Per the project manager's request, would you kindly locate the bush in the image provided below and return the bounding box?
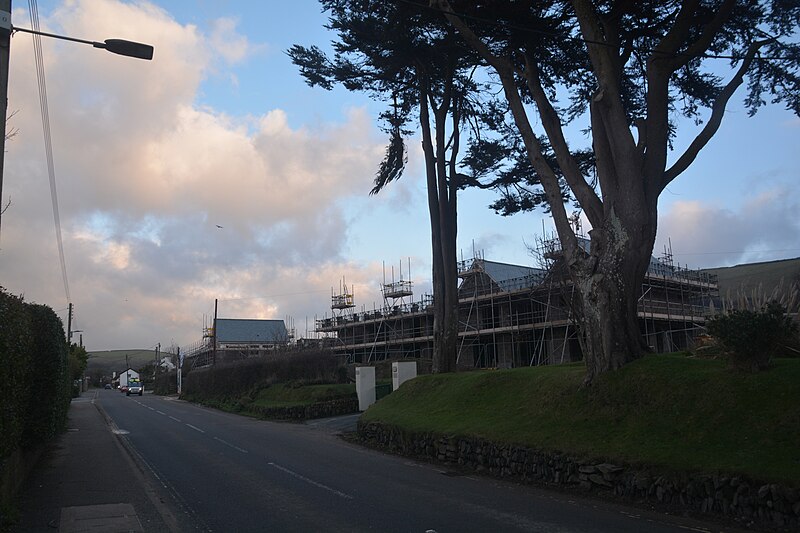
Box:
[706,301,798,371]
[24,305,70,446]
[182,350,341,403]
[0,290,33,461]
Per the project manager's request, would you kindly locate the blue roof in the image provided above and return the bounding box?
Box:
[215,319,287,343]
[481,260,547,291]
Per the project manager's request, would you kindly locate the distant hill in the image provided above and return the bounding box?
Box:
[702,257,800,297]
[88,349,157,376]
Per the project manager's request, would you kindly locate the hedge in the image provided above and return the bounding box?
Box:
[0,288,72,516]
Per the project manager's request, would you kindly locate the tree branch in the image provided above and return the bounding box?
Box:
[523,51,603,227]
[658,0,736,73]
[661,39,770,190]
[434,0,579,262]
[571,0,641,190]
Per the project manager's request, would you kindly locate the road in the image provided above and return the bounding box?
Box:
[97,390,724,533]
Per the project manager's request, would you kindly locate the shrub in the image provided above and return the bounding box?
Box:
[24,304,70,446]
[182,350,341,402]
[0,289,33,461]
[706,301,798,371]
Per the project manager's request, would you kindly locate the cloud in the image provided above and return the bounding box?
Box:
[657,184,800,268]
[0,0,385,349]
[208,17,264,65]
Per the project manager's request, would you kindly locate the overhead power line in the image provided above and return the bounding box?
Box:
[29,0,70,304]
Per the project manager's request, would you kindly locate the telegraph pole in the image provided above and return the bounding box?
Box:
[177,346,182,395]
[0,0,10,237]
[212,298,218,366]
[67,302,73,342]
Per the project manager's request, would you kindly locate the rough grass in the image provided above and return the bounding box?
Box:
[361,354,800,486]
[251,383,356,409]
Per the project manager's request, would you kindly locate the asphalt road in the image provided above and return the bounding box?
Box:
[97,390,726,533]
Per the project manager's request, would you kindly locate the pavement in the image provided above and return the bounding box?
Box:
[13,390,176,533]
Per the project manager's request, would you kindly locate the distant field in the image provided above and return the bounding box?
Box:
[703,257,800,296]
[88,349,157,374]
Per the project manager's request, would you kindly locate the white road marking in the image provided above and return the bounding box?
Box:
[169,416,181,422]
[213,436,249,454]
[156,410,166,415]
[268,462,353,500]
[185,423,205,433]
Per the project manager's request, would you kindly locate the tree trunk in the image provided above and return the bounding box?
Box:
[437,186,459,374]
[418,74,459,373]
[572,207,657,385]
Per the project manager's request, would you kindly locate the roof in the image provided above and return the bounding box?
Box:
[481,260,547,291]
[215,318,288,344]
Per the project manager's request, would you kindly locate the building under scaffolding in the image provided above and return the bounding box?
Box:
[315,240,718,367]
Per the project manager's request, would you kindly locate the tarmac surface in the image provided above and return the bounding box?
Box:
[13,390,176,533]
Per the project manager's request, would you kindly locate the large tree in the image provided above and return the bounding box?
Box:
[289,0,487,372]
[432,0,800,383]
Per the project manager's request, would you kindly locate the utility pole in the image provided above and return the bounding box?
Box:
[0,0,10,237]
[67,302,73,342]
[177,346,182,395]
[212,298,218,366]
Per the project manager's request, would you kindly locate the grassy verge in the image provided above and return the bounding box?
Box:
[361,354,800,486]
[251,383,356,409]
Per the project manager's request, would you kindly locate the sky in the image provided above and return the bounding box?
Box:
[0,0,798,351]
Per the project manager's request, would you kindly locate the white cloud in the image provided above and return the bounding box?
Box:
[208,17,263,65]
[0,0,385,350]
[657,184,800,268]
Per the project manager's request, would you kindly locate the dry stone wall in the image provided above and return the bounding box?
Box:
[358,421,799,530]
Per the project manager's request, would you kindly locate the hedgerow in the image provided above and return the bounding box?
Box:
[0,288,71,460]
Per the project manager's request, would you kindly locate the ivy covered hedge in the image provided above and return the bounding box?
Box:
[0,288,71,488]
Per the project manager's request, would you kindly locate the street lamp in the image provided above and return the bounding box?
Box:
[12,27,153,60]
[0,0,153,233]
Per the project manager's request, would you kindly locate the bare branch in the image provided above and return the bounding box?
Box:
[661,39,771,189]
[523,52,602,227]
[434,0,579,262]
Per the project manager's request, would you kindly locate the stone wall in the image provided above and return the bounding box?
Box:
[358,421,799,530]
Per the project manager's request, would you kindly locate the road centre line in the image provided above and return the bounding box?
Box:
[156,410,166,415]
[268,462,353,500]
[185,423,205,433]
[213,436,249,454]
[169,416,181,422]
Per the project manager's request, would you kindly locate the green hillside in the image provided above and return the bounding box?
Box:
[87,349,157,375]
[703,257,800,297]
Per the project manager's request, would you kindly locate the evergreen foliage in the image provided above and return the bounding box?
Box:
[707,302,798,371]
[0,288,71,459]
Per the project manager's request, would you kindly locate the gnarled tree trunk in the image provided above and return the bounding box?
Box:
[570,203,657,384]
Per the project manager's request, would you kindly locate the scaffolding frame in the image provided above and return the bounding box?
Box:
[315,242,718,367]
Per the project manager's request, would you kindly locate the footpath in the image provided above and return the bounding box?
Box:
[13,391,175,533]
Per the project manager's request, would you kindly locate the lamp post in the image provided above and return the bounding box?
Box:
[0,0,153,234]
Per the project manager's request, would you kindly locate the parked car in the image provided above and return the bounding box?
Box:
[104,383,112,389]
[127,382,143,396]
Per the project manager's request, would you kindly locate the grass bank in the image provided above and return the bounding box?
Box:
[361,354,800,486]
[183,382,356,414]
[250,383,356,409]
